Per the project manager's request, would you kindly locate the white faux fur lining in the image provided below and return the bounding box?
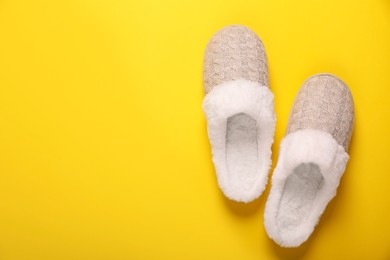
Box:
[202,79,276,203]
[264,129,349,247]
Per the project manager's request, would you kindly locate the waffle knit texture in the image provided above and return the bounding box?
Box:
[286,74,354,151]
[203,25,268,93]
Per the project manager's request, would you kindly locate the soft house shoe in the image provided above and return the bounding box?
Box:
[264,73,354,247]
[202,25,276,203]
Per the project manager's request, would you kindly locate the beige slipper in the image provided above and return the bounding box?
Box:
[264,73,354,247]
[202,25,276,203]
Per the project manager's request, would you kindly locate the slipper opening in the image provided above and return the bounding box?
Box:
[276,163,324,235]
[202,79,276,202]
[226,112,258,192]
[264,129,350,247]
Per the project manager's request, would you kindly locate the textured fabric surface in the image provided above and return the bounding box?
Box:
[202,79,275,202]
[286,74,354,151]
[202,25,274,202]
[203,25,268,94]
[264,129,349,247]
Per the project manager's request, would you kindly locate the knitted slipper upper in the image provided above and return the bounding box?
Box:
[203,25,268,93]
[286,74,354,151]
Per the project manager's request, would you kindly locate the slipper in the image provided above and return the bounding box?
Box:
[264,73,354,247]
[202,25,276,203]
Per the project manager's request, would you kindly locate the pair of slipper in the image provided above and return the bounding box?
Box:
[202,25,354,247]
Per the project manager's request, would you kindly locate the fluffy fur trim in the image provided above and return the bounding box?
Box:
[202,79,276,203]
[264,129,349,247]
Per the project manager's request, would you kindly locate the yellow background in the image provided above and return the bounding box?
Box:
[0,0,389,259]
